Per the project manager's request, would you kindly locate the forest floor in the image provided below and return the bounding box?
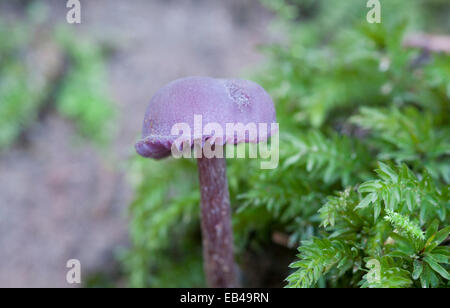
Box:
[0,0,272,287]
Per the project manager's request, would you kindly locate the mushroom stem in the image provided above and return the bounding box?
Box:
[197,156,238,288]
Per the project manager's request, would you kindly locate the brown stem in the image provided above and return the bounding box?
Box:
[197,156,238,288]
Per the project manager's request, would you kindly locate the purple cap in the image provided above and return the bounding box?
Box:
[135,76,277,159]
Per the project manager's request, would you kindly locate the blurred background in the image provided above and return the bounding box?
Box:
[0,0,270,287]
[0,0,272,287]
[0,0,449,288]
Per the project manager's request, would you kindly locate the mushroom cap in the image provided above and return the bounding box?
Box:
[135,76,277,159]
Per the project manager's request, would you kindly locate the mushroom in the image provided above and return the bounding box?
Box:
[135,76,277,287]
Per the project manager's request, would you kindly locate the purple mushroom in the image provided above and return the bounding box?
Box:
[135,76,276,287]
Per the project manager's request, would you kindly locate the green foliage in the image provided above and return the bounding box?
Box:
[0,21,46,149]
[351,107,450,182]
[0,16,114,150]
[55,28,115,144]
[125,0,449,288]
[287,164,450,288]
[357,162,447,224]
[361,256,413,288]
[286,238,357,288]
[253,0,450,288]
[281,131,372,186]
[384,210,425,241]
[122,156,203,287]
